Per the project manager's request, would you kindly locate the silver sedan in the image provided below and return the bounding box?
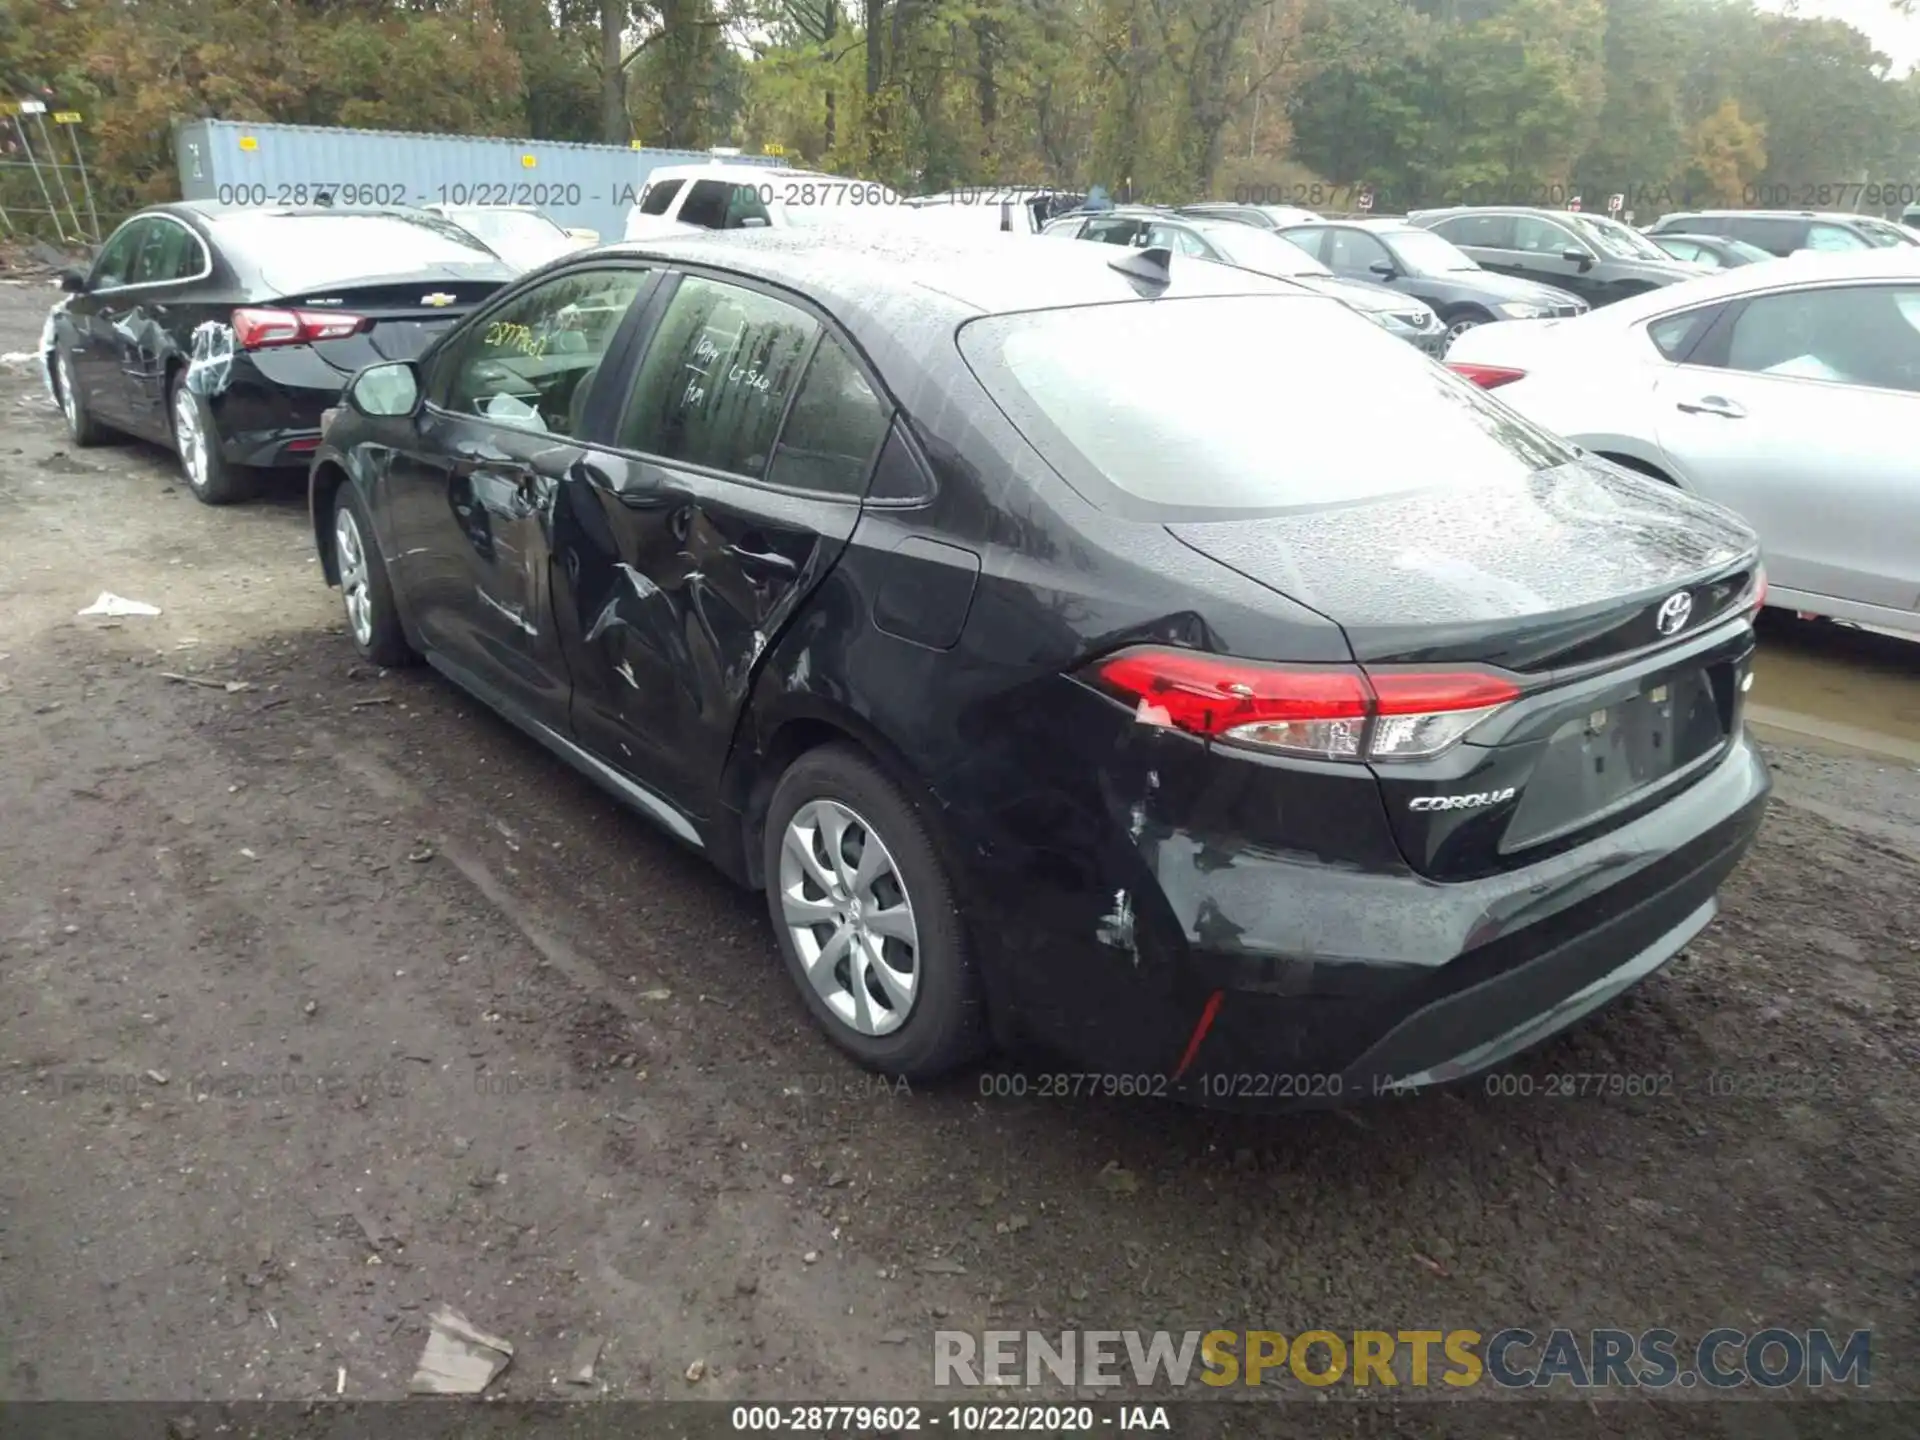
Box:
[1445,248,1920,636]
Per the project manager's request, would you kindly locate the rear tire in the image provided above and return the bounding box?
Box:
[169,373,256,505]
[53,345,106,447]
[762,744,985,1079]
[331,484,416,668]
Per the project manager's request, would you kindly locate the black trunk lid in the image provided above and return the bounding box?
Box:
[1170,460,1762,879]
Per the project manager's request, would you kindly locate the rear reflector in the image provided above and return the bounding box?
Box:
[1447,361,1528,390]
[284,436,320,453]
[1748,564,1768,615]
[1085,647,1521,762]
[231,307,370,350]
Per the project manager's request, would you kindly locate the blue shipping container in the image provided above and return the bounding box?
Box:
[173,118,782,247]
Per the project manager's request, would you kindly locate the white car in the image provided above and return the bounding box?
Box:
[1445,248,1920,635]
[422,204,595,271]
[623,163,903,240]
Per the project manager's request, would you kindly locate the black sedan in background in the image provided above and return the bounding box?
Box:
[1408,206,1702,306]
[45,203,514,504]
[1276,217,1586,344]
[312,230,1769,1104]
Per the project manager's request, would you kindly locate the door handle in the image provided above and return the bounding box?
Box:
[1675,395,1746,419]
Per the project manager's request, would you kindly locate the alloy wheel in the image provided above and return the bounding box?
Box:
[778,799,919,1037]
[172,385,208,491]
[1445,316,1483,344]
[334,506,374,648]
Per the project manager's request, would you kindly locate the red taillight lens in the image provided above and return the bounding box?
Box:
[1086,647,1521,762]
[230,307,369,350]
[1748,565,1768,615]
[1447,361,1527,390]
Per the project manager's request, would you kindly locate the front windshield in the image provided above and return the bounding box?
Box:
[1385,227,1480,273]
[1199,224,1332,277]
[1570,213,1671,261]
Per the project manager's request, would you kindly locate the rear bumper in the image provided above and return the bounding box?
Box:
[206,349,349,469]
[968,734,1770,1110]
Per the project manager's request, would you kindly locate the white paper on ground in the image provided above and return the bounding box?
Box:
[77,592,162,617]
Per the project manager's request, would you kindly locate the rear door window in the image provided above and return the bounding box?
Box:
[638,177,684,215]
[958,295,1574,515]
[1432,212,1515,249]
[129,218,203,285]
[765,335,890,496]
[1718,284,1920,392]
[1723,216,1804,254]
[673,180,771,230]
[1512,215,1580,254]
[617,275,818,476]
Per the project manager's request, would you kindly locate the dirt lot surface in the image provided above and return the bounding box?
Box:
[1,279,1916,1435]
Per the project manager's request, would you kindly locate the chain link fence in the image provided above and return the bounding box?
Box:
[1,100,105,253]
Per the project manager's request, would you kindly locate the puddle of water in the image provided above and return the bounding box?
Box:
[1749,614,1920,764]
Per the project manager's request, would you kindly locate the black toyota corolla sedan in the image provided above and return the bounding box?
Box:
[45,203,513,504]
[309,229,1771,1105]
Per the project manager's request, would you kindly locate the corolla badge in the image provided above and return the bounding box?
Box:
[421,292,457,307]
[1409,787,1516,812]
[1655,590,1694,636]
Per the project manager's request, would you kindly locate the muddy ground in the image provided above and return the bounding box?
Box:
[0,276,1915,1435]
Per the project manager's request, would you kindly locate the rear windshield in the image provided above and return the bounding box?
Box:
[959,296,1574,514]
[215,212,499,292]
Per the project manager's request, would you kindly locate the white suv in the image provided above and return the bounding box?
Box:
[622,163,904,240]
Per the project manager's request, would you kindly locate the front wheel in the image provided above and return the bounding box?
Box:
[169,374,256,505]
[762,744,985,1078]
[1442,307,1494,347]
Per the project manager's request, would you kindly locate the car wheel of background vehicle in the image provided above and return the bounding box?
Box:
[763,744,985,1079]
[169,373,255,505]
[331,486,416,668]
[1443,307,1494,346]
[54,346,105,447]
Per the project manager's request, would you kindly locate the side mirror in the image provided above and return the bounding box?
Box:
[345,360,421,418]
[59,267,88,293]
[1562,248,1594,271]
[1368,260,1397,279]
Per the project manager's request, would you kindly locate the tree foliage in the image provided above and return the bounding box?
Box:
[7,0,1920,231]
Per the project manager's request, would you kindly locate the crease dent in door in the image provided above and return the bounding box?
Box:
[476,585,539,636]
[583,563,662,644]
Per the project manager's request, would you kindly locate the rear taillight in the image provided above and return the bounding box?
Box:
[1747,565,1768,616]
[1447,361,1527,390]
[230,307,369,350]
[1085,647,1521,762]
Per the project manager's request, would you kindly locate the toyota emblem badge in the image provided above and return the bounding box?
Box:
[1655,590,1693,636]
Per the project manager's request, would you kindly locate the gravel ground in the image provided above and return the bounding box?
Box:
[1,277,1915,1435]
